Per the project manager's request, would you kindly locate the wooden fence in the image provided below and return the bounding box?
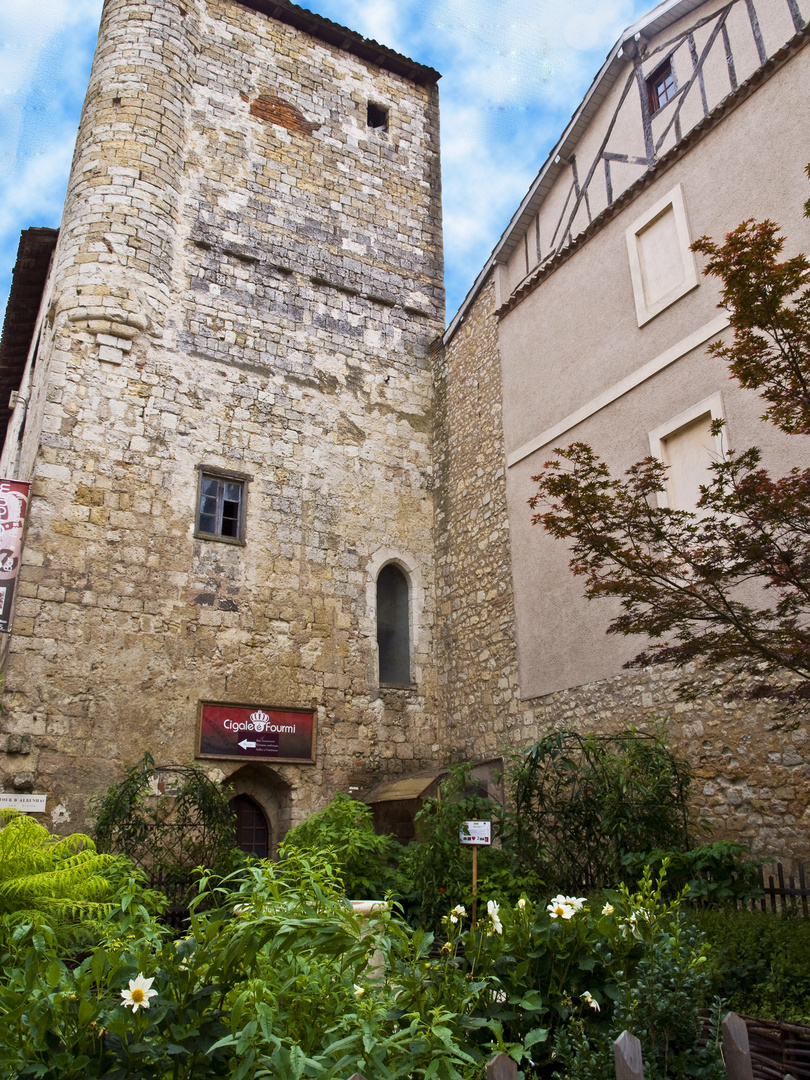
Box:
[343,1015,810,1080]
[614,1012,810,1080]
[755,863,810,916]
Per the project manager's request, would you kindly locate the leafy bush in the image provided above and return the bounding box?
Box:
[92,752,237,879]
[622,841,762,905]
[396,765,530,930]
[281,792,405,899]
[692,905,810,1022]
[0,809,160,949]
[506,727,692,892]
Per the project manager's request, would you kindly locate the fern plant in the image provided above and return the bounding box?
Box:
[0,809,125,941]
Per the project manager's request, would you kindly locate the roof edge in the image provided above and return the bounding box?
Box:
[232,0,441,85]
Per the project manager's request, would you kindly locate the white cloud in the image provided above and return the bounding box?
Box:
[1,0,651,323]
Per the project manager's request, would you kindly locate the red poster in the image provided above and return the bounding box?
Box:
[0,479,30,634]
[197,701,316,763]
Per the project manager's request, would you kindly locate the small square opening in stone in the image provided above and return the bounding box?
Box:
[367,102,389,131]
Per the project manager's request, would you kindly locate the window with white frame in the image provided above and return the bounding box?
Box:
[626,184,699,326]
[648,393,726,512]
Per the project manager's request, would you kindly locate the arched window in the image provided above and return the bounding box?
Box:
[230,794,270,858]
[377,563,410,686]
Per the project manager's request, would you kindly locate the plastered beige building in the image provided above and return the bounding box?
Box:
[1,0,810,859]
[439,0,810,859]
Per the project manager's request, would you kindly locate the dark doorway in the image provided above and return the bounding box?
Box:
[377,563,410,685]
[231,794,270,857]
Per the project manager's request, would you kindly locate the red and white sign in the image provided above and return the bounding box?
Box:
[197,701,316,763]
[0,479,30,633]
[459,820,491,846]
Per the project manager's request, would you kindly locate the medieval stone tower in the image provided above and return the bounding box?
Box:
[0,0,444,843]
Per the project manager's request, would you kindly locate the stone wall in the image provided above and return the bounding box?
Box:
[436,275,810,864]
[0,0,444,833]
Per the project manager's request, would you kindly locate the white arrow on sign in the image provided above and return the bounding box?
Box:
[238,739,256,749]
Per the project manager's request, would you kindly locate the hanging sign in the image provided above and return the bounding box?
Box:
[197,701,316,763]
[0,793,47,812]
[0,479,31,633]
[459,820,491,846]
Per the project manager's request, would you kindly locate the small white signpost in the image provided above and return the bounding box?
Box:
[460,820,491,925]
[0,793,47,813]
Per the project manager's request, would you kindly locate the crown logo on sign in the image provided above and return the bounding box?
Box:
[250,709,269,731]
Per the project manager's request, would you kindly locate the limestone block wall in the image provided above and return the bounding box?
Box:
[436,277,810,864]
[0,0,444,833]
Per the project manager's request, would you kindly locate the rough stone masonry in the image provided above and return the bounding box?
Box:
[0,0,444,836]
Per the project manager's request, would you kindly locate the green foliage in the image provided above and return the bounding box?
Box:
[92,752,237,878]
[280,793,404,899]
[529,177,810,707]
[0,847,726,1080]
[0,809,153,948]
[622,841,762,905]
[397,765,529,930]
[550,867,722,1080]
[506,728,691,892]
[692,905,810,1022]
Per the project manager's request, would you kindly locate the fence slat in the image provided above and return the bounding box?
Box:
[723,1012,755,1080]
[487,1052,517,1080]
[614,1031,644,1080]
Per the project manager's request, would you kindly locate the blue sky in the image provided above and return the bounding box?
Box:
[0,0,651,326]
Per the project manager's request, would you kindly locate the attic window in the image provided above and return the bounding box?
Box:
[647,58,676,114]
[367,102,388,131]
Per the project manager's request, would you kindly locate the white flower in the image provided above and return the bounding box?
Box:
[354,984,365,997]
[564,895,587,911]
[547,899,576,920]
[487,899,503,934]
[451,904,466,917]
[517,898,527,909]
[581,991,600,1012]
[601,903,614,916]
[120,973,158,1012]
[449,914,458,924]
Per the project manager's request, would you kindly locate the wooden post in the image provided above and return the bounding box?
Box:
[472,844,478,927]
[487,1052,517,1080]
[613,1031,644,1080]
[721,1012,754,1080]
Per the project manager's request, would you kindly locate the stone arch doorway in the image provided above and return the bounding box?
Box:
[227,764,291,858]
[231,793,271,857]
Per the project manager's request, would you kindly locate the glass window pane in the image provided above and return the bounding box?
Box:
[201,478,220,497]
[198,512,217,533]
[224,482,242,503]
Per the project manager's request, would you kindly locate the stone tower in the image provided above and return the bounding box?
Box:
[0,0,444,842]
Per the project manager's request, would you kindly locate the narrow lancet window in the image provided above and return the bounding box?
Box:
[377,564,410,685]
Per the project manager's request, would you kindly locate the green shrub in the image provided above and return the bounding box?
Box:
[281,792,404,899]
[396,764,530,930]
[0,809,161,949]
[506,726,692,892]
[622,841,761,905]
[691,905,810,1022]
[92,752,238,879]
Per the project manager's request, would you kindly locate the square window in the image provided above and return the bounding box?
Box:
[367,102,389,131]
[647,58,676,115]
[195,468,250,544]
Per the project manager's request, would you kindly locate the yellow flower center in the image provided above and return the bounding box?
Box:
[131,988,145,1003]
[554,906,565,916]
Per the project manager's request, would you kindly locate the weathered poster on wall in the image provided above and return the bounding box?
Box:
[0,479,30,633]
[197,701,316,763]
